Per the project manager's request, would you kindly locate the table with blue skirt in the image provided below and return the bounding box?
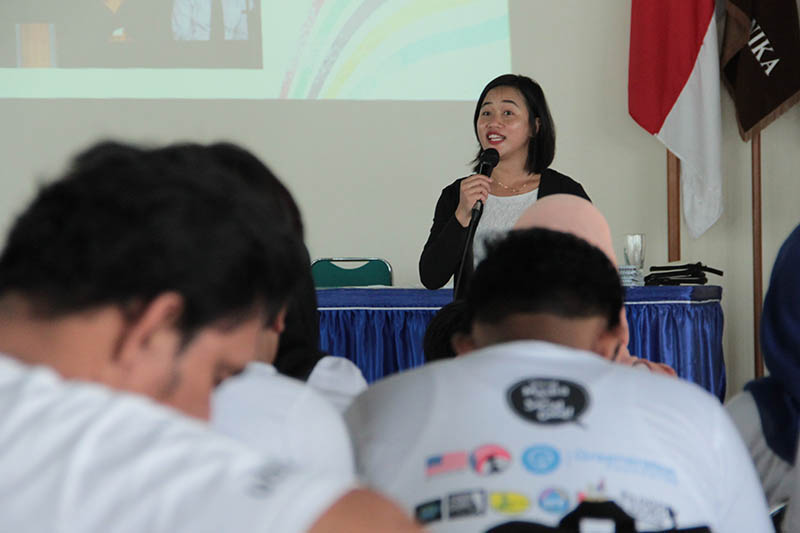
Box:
[317,285,725,400]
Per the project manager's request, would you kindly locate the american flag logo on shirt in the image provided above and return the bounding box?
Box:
[426,451,468,477]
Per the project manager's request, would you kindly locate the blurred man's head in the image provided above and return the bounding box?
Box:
[205,142,323,378]
[0,141,306,419]
[461,228,625,357]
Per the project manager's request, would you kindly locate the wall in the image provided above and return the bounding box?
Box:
[0,0,798,397]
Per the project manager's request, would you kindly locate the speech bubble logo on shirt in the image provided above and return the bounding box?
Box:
[507,378,589,426]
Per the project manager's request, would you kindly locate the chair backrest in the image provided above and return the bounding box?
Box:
[311,257,393,288]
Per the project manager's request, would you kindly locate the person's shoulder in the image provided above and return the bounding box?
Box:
[353,361,437,402]
[541,168,581,188]
[0,359,356,533]
[214,361,321,414]
[540,168,590,200]
[617,363,724,414]
[308,356,368,413]
[0,354,192,431]
[440,177,467,196]
[309,356,367,393]
[345,361,443,424]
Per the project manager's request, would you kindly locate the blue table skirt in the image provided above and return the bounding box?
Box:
[317,286,725,400]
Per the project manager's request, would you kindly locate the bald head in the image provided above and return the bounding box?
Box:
[514,194,617,264]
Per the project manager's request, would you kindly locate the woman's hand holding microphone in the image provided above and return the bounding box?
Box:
[455,174,492,227]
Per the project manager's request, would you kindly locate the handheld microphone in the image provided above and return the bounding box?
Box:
[473,148,500,215]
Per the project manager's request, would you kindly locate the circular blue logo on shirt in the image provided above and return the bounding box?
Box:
[522,445,560,475]
[538,487,570,514]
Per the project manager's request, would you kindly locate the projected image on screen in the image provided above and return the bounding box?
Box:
[0,0,510,100]
[0,0,262,69]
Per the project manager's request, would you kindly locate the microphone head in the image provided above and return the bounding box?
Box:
[478,148,500,177]
[480,148,500,168]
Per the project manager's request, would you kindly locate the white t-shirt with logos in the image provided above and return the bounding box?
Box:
[0,354,354,533]
[345,340,771,533]
[212,361,356,479]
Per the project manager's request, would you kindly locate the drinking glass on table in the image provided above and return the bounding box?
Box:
[622,233,645,287]
[623,233,645,270]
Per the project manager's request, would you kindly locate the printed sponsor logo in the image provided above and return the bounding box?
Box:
[426,451,468,477]
[522,445,560,475]
[414,499,443,524]
[618,491,676,529]
[471,444,512,476]
[577,479,607,503]
[572,450,677,485]
[248,462,292,497]
[507,378,589,425]
[448,489,487,519]
[489,491,530,514]
[538,488,570,515]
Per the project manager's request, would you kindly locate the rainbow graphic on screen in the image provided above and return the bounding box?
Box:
[276,0,511,100]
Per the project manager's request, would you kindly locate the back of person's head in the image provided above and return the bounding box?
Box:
[513,194,628,343]
[465,228,623,351]
[0,141,305,334]
[0,142,309,418]
[472,73,556,174]
[206,142,304,238]
[202,143,325,377]
[423,299,472,362]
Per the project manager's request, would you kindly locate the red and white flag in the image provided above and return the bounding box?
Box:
[628,0,722,238]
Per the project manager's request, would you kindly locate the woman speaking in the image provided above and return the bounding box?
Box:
[419,74,590,290]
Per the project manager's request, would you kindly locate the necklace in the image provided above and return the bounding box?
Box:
[494,177,536,194]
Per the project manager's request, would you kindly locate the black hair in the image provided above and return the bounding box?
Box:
[466,228,622,330]
[423,299,472,362]
[472,74,556,174]
[204,142,324,379]
[206,142,304,238]
[0,141,307,340]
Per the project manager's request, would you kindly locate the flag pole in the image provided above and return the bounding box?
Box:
[667,150,681,261]
[752,132,764,378]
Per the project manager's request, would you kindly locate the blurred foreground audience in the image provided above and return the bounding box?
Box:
[206,142,367,412]
[203,143,356,476]
[0,141,421,533]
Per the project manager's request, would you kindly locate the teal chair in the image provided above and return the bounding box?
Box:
[311,257,393,288]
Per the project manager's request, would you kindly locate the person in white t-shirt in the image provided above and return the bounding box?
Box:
[203,143,361,474]
[208,142,366,421]
[213,361,357,478]
[0,141,421,533]
[346,227,772,532]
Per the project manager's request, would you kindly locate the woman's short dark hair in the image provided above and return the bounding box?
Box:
[472,74,556,174]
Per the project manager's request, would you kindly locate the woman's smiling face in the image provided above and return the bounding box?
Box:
[476,86,534,164]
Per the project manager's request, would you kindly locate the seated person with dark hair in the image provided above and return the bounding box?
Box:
[728,223,800,527]
[346,228,771,533]
[206,142,357,477]
[204,142,367,413]
[423,299,472,362]
[0,141,421,533]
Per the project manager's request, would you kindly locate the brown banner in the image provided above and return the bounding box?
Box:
[721,0,800,140]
